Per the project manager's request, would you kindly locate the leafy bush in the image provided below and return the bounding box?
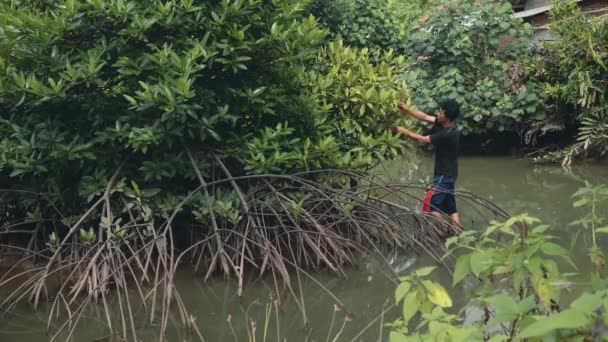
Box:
[532,1,608,165]
[245,41,408,174]
[0,0,408,220]
[390,185,608,341]
[310,0,429,54]
[0,1,420,337]
[402,0,537,136]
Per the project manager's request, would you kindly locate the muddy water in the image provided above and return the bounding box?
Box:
[0,156,607,341]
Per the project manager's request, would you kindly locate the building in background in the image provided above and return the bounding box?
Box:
[512,0,608,43]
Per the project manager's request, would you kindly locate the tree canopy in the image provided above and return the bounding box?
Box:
[0,0,408,217]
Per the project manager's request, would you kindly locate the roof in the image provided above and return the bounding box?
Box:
[513,0,583,18]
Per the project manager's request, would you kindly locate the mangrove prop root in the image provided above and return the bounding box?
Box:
[0,168,507,341]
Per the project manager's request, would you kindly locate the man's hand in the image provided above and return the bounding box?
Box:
[391,125,403,134]
[397,102,408,112]
[392,125,431,144]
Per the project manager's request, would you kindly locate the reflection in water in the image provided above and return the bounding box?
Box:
[1,156,607,341]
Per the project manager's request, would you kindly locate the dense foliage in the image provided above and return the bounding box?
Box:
[310,0,429,54]
[0,1,425,339]
[1,0,608,339]
[391,184,608,341]
[403,0,537,136]
[0,0,407,224]
[532,1,608,164]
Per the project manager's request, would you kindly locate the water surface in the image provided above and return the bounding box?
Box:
[1,156,606,341]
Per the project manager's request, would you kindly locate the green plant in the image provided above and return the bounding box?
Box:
[0,0,410,221]
[310,0,430,54]
[0,0,413,257]
[391,185,608,341]
[0,1,425,339]
[571,183,608,270]
[532,1,608,164]
[403,0,536,136]
[79,228,96,246]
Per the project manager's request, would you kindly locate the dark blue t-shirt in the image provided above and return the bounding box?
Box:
[429,123,459,178]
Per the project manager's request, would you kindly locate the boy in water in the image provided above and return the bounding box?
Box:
[392,100,461,234]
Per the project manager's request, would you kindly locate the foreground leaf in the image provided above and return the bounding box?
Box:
[453,254,471,285]
[518,310,590,338]
[423,281,453,308]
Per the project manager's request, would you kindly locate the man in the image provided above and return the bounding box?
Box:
[392,100,461,234]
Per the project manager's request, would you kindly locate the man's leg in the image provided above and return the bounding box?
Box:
[429,210,451,236]
[449,212,460,225]
[428,210,443,222]
[449,212,462,233]
[424,176,459,236]
[442,177,461,234]
[430,211,461,236]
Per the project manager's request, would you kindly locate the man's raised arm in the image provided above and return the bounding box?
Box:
[392,126,431,144]
[398,103,436,123]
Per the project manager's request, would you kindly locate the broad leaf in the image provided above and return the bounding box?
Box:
[389,331,409,342]
[423,281,452,308]
[402,290,421,323]
[518,310,590,338]
[470,251,492,276]
[413,266,436,278]
[540,242,569,258]
[395,282,411,304]
[453,254,471,285]
[486,294,518,315]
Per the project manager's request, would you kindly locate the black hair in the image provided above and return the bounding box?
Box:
[438,99,460,121]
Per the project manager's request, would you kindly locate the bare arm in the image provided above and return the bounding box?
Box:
[398,103,436,123]
[392,126,431,144]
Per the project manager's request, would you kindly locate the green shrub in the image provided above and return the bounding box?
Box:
[391,219,603,340]
[0,0,408,219]
[0,3,415,335]
[390,185,608,341]
[310,0,429,54]
[402,0,536,136]
[532,0,608,164]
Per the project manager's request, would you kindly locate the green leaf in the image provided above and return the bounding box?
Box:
[470,251,491,276]
[449,326,485,342]
[395,282,411,303]
[540,242,568,257]
[534,278,554,311]
[423,281,452,308]
[142,188,161,198]
[389,331,409,342]
[570,292,603,313]
[123,94,137,106]
[402,290,421,323]
[531,224,551,234]
[453,254,470,285]
[540,242,577,269]
[413,266,436,278]
[518,310,590,338]
[518,296,537,313]
[486,294,518,315]
[9,169,24,177]
[487,335,509,342]
[573,198,590,207]
[513,268,525,294]
[131,181,141,196]
[596,226,608,233]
